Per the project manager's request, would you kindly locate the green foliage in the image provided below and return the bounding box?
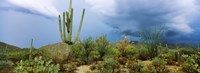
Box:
[95,35,110,57]
[105,45,121,58]
[116,38,130,56]
[4,49,31,62]
[159,50,182,65]
[58,0,85,44]
[15,56,60,73]
[62,62,78,73]
[178,48,197,55]
[152,57,169,73]
[152,57,167,66]
[140,26,165,58]
[70,43,86,61]
[125,45,139,59]
[82,37,96,63]
[88,51,100,62]
[0,44,33,62]
[100,58,118,73]
[181,55,200,73]
[83,37,95,53]
[138,46,150,60]
[0,60,14,68]
[127,60,144,73]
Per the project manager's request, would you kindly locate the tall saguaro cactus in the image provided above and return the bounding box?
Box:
[58,0,85,44]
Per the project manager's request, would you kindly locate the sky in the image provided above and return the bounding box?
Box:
[0,0,200,48]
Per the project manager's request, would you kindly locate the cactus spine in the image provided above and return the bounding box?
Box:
[58,0,85,44]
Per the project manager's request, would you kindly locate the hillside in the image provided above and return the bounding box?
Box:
[0,42,21,50]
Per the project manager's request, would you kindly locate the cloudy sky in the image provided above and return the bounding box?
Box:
[0,0,200,48]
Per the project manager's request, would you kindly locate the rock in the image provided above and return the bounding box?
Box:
[39,42,71,64]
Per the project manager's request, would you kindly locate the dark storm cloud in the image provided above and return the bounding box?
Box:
[101,0,200,44]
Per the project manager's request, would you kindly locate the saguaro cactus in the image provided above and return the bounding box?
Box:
[58,0,85,44]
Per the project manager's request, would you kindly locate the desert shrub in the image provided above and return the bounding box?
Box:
[70,43,86,62]
[116,38,131,56]
[140,64,156,73]
[125,45,139,59]
[0,60,14,68]
[5,49,31,62]
[82,37,95,53]
[140,26,165,58]
[160,50,176,59]
[152,57,169,73]
[152,57,167,66]
[62,62,78,73]
[82,37,96,63]
[138,46,150,60]
[15,56,60,73]
[190,44,200,52]
[100,58,118,73]
[178,48,197,55]
[181,55,200,73]
[127,60,144,73]
[104,46,121,59]
[159,50,182,65]
[88,50,101,62]
[94,35,110,58]
[0,53,7,60]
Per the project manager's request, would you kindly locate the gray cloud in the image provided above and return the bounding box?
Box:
[0,0,59,19]
[87,0,200,44]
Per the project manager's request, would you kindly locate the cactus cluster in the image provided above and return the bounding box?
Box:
[58,0,85,44]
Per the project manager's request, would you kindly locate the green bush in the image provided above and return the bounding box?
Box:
[95,35,110,57]
[71,43,85,59]
[178,48,197,55]
[15,56,60,73]
[125,45,139,59]
[181,55,200,73]
[152,57,169,73]
[82,37,95,52]
[105,46,121,58]
[82,37,96,64]
[116,38,130,56]
[88,50,100,62]
[140,26,165,58]
[100,58,118,73]
[0,60,14,68]
[138,46,150,60]
[62,63,78,73]
[127,60,144,73]
[70,43,86,62]
[159,50,182,65]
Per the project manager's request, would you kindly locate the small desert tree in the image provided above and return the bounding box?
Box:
[140,25,165,58]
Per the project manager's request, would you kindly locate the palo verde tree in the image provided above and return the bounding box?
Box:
[58,0,85,44]
[140,25,165,58]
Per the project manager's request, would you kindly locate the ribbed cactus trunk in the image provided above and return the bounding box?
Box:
[58,0,85,44]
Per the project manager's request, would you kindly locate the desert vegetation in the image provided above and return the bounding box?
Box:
[0,34,200,73]
[0,0,200,73]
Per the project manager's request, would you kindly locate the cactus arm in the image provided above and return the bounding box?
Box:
[74,8,85,42]
[66,11,70,33]
[29,39,33,60]
[67,8,73,43]
[63,12,67,42]
[69,0,72,10]
[58,15,64,42]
